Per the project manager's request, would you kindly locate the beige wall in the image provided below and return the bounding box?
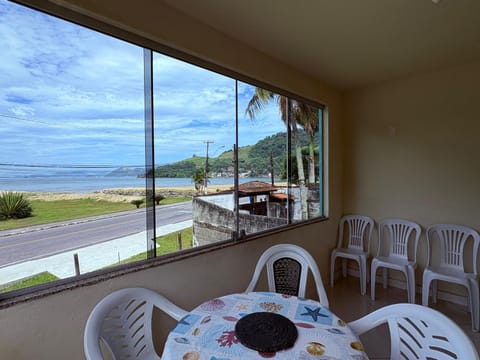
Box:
[343,60,480,289]
[0,1,343,359]
[0,223,337,359]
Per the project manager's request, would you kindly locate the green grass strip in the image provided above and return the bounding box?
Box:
[114,227,193,265]
[0,228,193,292]
[0,272,59,293]
[0,197,190,230]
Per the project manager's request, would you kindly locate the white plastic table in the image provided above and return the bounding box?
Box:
[162,292,369,360]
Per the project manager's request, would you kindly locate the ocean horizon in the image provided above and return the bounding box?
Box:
[0,176,275,193]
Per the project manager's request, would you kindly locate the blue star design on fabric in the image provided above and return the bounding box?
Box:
[178,315,191,326]
[301,306,327,322]
[172,314,201,334]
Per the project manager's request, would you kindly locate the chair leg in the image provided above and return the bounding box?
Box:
[382,268,388,289]
[467,280,480,332]
[422,276,431,307]
[366,260,370,284]
[371,262,377,301]
[432,280,438,303]
[359,258,366,296]
[330,254,336,288]
[406,266,415,304]
[342,259,347,278]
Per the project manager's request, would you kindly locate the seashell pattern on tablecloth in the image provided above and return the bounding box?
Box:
[350,341,365,352]
[163,292,367,360]
[182,351,199,360]
[174,337,190,344]
[306,341,326,355]
[201,298,226,312]
[201,315,211,324]
[259,301,283,313]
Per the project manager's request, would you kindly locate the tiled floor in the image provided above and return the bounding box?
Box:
[326,277,480,359]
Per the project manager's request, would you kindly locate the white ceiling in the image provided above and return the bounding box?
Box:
[163,0,480,90]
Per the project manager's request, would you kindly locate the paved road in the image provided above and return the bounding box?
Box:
[0,202,192,267]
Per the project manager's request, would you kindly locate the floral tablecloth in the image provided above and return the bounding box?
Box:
[162,292,369,360]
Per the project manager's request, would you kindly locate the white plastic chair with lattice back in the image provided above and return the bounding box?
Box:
[371,218,421,303]
[84,287,188,360]
[348,303,479,360]
[246,243,329,307]
[330,215,375,295]
[422,223,480,332]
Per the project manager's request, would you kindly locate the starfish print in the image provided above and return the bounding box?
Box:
[236,304,248,311]
[301,306,327,322]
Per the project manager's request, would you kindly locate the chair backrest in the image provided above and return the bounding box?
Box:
[426,223,480,275]
[246,244,329,307]
[84,287,188,360]
[348,303,479,360]
[377,219,421,261]
[337,214,374,251]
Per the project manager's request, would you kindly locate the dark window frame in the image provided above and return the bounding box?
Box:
[0,0,328,306]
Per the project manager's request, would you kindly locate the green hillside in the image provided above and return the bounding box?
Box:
[147,131,314,178]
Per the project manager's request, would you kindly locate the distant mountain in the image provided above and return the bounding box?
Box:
[106,166,145,177]
[142,131,315,179]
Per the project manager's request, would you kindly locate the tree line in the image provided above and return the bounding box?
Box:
[143,131,316,179]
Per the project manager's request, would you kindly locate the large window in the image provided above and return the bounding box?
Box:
[0,0,324,296]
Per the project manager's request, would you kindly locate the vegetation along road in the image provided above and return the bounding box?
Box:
[0,201,192,268]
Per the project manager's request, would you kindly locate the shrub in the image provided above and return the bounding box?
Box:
[154,194,165,205]
[130,199,144,208]
[0,191,32,220]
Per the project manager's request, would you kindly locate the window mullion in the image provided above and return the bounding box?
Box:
[144,48,156,258]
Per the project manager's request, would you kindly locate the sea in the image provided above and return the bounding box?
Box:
[0,176,274,193]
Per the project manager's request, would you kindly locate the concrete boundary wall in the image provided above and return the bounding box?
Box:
[192,197,288,246]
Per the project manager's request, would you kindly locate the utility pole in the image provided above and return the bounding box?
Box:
[204,140,214,194]
[270,150,274,185]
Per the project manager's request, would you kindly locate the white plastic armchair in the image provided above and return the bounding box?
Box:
[330,215,374,295]
[371,218,421,303]
[246,243,329,307]
[348,303,479,360]
[84,287,188,360]
[422,223,480,332]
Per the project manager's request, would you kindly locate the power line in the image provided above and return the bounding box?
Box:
[0,113,52,126]
[0,163,145,169]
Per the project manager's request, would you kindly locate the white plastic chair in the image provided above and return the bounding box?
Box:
[348,303,479,360]
[84,287,188,360]
[422,223,480,332]
[246,243,329,307]
[371,218,421,303]
[330,215,374,295]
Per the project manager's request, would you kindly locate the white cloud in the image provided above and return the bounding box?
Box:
[0,0,289,171]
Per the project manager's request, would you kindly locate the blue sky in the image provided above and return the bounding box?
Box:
[0,0,285,174]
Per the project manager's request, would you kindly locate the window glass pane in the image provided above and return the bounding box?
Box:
[238,83,292,231]
[287,100,323,221]
[152,53,236,247]
[239,84,324,226]
[0,0,325,296]
[0,0,145,291]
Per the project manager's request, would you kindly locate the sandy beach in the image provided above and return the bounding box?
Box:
[19,185,234,203]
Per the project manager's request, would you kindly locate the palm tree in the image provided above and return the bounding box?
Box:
[245,88,317,220]
[295,103,319,184]
[192,167,207,194]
